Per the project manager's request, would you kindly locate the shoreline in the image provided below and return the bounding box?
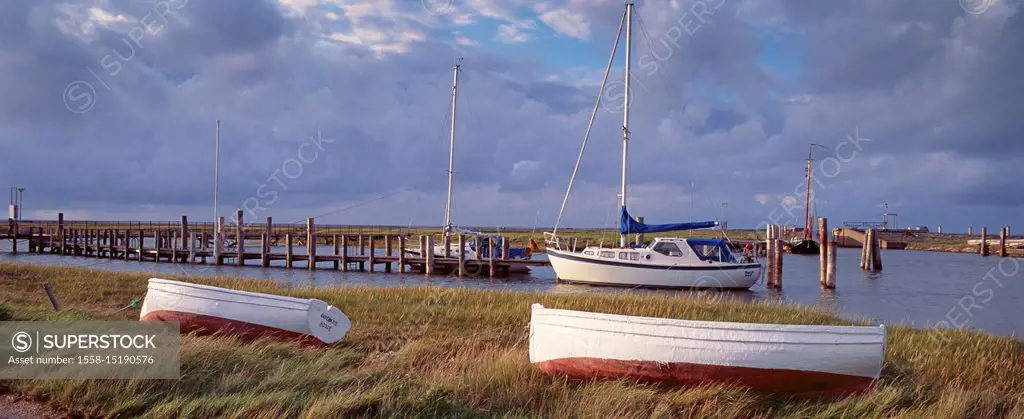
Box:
[1,262,1022,417]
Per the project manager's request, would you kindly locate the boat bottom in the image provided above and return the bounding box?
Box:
[534,358,875,399]
[141,310,327,347]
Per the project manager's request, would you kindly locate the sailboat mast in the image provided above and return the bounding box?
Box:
[443,62,461,235]
[803,146,813,240]
[619,2,633,248]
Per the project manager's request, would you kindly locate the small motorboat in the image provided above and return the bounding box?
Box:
[529,304,886,399]
[140,278,350,346]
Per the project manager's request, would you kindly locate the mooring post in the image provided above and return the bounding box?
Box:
[444,234,451,258]
[980,227,989,256]
[774,236,784,289]
[172,231,179,262]
[11,216,18,254]
[307,217,317,270]
[259,232,269,267]
[368,235,376,272]
[458,234,466,277]
[357,234,366,271]
[488,238,496,279]
[425,235,435,275]
[235,210,244,266]
[189,232,197,264]
[475,236,483,260]
[333,234,340,270]
[153,230,161,262]
[180,216,189,250]
[860,229,870,270]
[285,233,293,268]
[819,217,828,288]
[341,235,349,271]
[398,236,406,273]
[124,229,130,260]
[826,241,837,289]
[999,227,1008,257]
[385,235,393,272]
[57,213,64,255]
[871,229,883,271]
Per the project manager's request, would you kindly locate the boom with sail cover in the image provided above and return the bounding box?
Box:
[620,207,717,234]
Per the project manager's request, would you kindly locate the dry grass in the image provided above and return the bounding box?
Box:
[1,262,1022,418]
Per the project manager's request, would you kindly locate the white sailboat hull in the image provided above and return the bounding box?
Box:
[529,304,886,398]
[547,248,761,289]
[141,278,350,345]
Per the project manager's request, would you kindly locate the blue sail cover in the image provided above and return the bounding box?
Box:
[620,207,718,234]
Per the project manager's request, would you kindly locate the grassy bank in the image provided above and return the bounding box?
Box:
[1,263,1022,418]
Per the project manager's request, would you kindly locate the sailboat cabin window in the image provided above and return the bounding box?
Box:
[618,252,629,260]
[599,251,615,258]
[653,242,683,257]
[583,250,594,256]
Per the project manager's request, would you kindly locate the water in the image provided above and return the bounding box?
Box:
[2,241,1021,338]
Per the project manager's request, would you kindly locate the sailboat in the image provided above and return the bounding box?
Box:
[405,62,536,273]
[543,3,761,289]
[787,144,827,255]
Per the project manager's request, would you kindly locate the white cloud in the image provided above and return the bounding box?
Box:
[537,8,590,40]
[496,20,536,43]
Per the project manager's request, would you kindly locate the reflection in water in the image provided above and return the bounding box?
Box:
[1,241,1021,338]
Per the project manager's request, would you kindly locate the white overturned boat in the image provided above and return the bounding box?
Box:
[529,304,886,399]
[140,278,350,346]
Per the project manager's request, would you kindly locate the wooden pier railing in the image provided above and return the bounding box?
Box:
[3,214,547,278]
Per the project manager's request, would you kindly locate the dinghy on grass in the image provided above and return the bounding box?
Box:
[140,278,350,346]
[529,304,886,399]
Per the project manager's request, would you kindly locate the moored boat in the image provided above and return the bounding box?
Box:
[140,278,350,346]
[529,304,886,399]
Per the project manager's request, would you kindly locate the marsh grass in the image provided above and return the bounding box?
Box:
[1,263,1022,418]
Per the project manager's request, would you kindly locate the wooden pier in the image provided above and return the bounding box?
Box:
[2,214,547,278]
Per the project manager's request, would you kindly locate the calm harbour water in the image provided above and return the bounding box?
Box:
[2,241,1021,338]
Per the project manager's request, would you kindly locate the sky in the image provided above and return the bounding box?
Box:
[0,0,1021,232]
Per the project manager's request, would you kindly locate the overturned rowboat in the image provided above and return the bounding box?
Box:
[140,278,350,346]
[529,304,886,399]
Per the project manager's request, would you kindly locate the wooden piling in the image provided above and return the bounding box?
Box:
[285,233,294,268]
[502,236,510,260]
[458,234,466,277]
[385,235,393,272]
[398,236,406,273]
[368,235,376,272]
[818,217,828,288]
[773,238,784,289]
[307,217,317,270]
[189,232,197,263]
[235,210,245,266]
[425,235,435,275]
[825,241,837,289]
[216,216,225,265]
[444,234,451,258]
[764,225,774,287]
[57,213,65,255]
[871,229,883,271]
[488,238,496,278]
[475,236,483,260]
[260,232,270,268]
[10,217,18,254]
[358,234,366,271]
[341,235,349,271]
[980,227,989,256]
[999,227,1008,257]
[333,234,340,270]
[180,216,189,250]
[860,229,871,270]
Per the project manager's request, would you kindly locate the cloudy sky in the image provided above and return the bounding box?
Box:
[0,0,1020,231]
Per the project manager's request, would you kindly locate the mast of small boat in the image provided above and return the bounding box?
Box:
[619,2,633,248]
[803,146,812,241]
[443,61,461,238]
[213,119,221,260]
